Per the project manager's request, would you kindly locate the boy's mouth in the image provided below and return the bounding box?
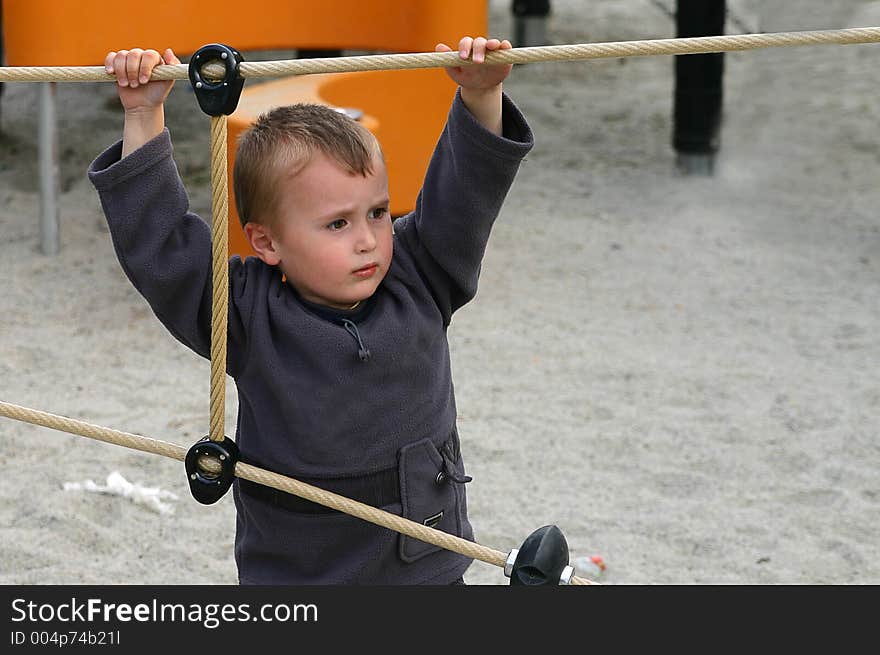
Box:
[352,263,379,279]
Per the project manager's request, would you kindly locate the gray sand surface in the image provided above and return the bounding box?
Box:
[1,0,878,584]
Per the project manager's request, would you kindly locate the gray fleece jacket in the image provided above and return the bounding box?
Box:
[89,90,533,584]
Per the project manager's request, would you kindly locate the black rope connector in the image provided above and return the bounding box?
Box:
[188,43,245,116]
[185,435,240,504]
[505,524,575,585]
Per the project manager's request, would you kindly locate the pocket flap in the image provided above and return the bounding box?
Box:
[398,437,461,563]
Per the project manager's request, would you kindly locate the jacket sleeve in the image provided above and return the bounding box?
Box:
[394,89,533,325]
[87,129,251,376]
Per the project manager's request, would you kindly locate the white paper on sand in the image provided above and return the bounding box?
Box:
[62,471,179,515]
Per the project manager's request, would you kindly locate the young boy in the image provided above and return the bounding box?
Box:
[89,37,533,585]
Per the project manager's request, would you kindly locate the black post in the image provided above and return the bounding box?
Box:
[673,0,726,175]
[297,49,343,59]
[512,0,551,47]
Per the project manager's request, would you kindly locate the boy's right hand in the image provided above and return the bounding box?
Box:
[105,48,180,113]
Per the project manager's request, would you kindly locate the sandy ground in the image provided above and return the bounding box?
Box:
[1,0,878,585]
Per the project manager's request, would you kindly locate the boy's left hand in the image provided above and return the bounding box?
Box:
[436,37,513,90]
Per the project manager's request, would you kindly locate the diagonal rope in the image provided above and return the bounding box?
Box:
[1,27,880,83]
[0,400,598,585]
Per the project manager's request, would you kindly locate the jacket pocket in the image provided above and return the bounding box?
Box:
[397,437,462,563]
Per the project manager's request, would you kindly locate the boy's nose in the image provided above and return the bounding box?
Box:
[354,222,377,252]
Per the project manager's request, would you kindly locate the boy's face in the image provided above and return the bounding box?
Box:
[258,150,393,309]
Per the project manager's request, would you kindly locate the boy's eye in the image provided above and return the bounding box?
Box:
[327,219,348,230]
[370,207,388,220]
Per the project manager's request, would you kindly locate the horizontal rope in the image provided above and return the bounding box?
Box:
[0,400,597,585]
[1,27,879,83]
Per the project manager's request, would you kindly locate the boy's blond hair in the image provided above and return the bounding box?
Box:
[233,104,382,228]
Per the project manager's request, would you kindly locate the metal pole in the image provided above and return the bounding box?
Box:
[37,81,60,255]
[673,0,726,175]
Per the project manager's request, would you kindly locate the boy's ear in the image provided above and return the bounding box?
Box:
[243,222,281,266]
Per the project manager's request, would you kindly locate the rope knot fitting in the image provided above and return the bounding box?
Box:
[505,524,575,585]
[185,435,239,504]
[188,43,245,116]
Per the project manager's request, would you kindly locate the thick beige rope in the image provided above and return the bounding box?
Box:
[1,27,880,83]
[0,400,597,584]
[208,115,229,445]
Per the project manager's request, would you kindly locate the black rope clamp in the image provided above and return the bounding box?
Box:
[504,524,575,585]
[188,43,245,116]
[185,435,239,504]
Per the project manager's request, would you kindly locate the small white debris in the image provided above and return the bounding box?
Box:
[63,471,179,515]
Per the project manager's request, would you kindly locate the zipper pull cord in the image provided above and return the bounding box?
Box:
[440,441,472,484]
[341,319,371,362]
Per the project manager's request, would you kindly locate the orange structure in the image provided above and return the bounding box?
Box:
[2,0,488,257]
